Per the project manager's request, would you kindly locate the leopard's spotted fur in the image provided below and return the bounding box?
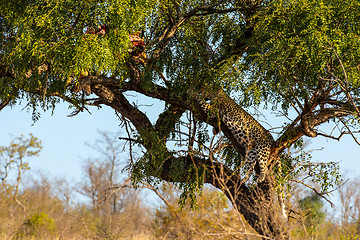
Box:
[189,88,275,181]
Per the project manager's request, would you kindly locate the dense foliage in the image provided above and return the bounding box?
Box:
[2,0,358,107]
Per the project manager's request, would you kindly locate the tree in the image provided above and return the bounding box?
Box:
[85,131,125,214]
[79,132,127,215]
[298,193,326,238]
[337,176,360,237]
[1,0,359,238]
[0,134,42,210]
[78,132,152,239]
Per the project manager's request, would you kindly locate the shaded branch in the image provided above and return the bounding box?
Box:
[91,83,153,133]
[186,5,240,17]
[159,154,250,196]
[155,105,185,140]
[0,98,11,111]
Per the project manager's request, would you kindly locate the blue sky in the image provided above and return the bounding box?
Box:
[0,102,123,181]
[0,94,166,182]
[1,97,360,207]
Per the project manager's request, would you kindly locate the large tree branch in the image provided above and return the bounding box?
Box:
[91,83,153,133]
[0,98,11,111]
[88,75,190,110]
[272,106,354,157]
[185,5,240,17]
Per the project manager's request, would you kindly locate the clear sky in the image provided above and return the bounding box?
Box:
[0,101,125,181]
[0,94,165,183]
[1,96,360,207]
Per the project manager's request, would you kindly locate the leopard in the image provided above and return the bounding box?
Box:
[189,88,275,182]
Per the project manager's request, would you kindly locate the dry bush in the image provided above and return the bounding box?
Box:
[151,183,260,240]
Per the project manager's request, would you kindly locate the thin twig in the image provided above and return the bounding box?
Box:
[290,179,335,207]
[339,118,360,146]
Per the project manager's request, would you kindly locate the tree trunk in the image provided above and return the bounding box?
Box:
[157,154,288,239]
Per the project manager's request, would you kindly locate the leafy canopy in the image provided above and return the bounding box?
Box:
[1,0,359,110]
[0,0,358,193]
[248,0,360,110]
